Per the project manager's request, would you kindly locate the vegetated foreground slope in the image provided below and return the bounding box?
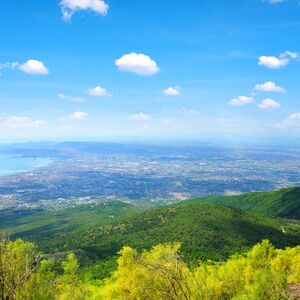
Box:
[188,187,300,219]
[1,237,300,300]
[57,203,300,263]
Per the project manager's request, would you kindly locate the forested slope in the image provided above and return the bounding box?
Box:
[0,202,142,245]
[189,187,300,219]
[53,203,300,263]
[1,188,300,266]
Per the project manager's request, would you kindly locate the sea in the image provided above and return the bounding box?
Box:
[0,154,52,176]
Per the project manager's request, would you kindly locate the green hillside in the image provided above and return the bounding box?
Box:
[0,202,142,245]
[1,188,300,268]
[188,187,300,219]
[53,203,300,264]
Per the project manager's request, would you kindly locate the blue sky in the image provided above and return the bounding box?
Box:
[1,0,300,143]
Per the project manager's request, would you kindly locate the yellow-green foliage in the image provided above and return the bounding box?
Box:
[0,238,300,299]
[0,238,38,299]
[192,240,300,300]
[98,240,300,300]
[101,243,194,299]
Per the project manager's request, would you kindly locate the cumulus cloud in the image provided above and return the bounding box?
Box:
[258,98,281,109]
[115,53,159,76]
[287,113,300,121]
[59,111,88,122]
[258,51,298,69]
[258,56,289,69]
[88,86,111,97]
[58,93,86,103]
[71,111,88,121]
[0,115,46,130]
[164,86,181,96]
[229,96,255,106]
[0,59,49,75]
[130,113,151,122]
[254,81,286,93]
[19,59,49,75]
[276,113,300,129]
[60,0,109,21]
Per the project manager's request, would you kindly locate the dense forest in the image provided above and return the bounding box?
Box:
[189,187,300,219]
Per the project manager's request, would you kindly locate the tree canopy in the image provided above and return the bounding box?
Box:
[0,237,299,299]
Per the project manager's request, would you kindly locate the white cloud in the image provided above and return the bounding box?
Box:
[0,115,46,130]
[276,113,300,129]
[0,63,14,76]
[88,86,111,97]
[58,93,86,103]
[258,98,281,109]
[0,60,49,75]
[59,111,88,122]
[71,111,88,121]
[19,60,49,75]
[287,113,300,121]
[164,86,181,96]
[115,53,159,76]
[258,56,289,69]
[280,51,299,59]
[229,96,254,106]
[130,113,151,122]
[60,0,109,21]
[254,81,286,93]
[0,62,19,70]
[258,51,298,69]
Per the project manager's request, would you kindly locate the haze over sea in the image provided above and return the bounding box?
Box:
[0,154,52,176]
